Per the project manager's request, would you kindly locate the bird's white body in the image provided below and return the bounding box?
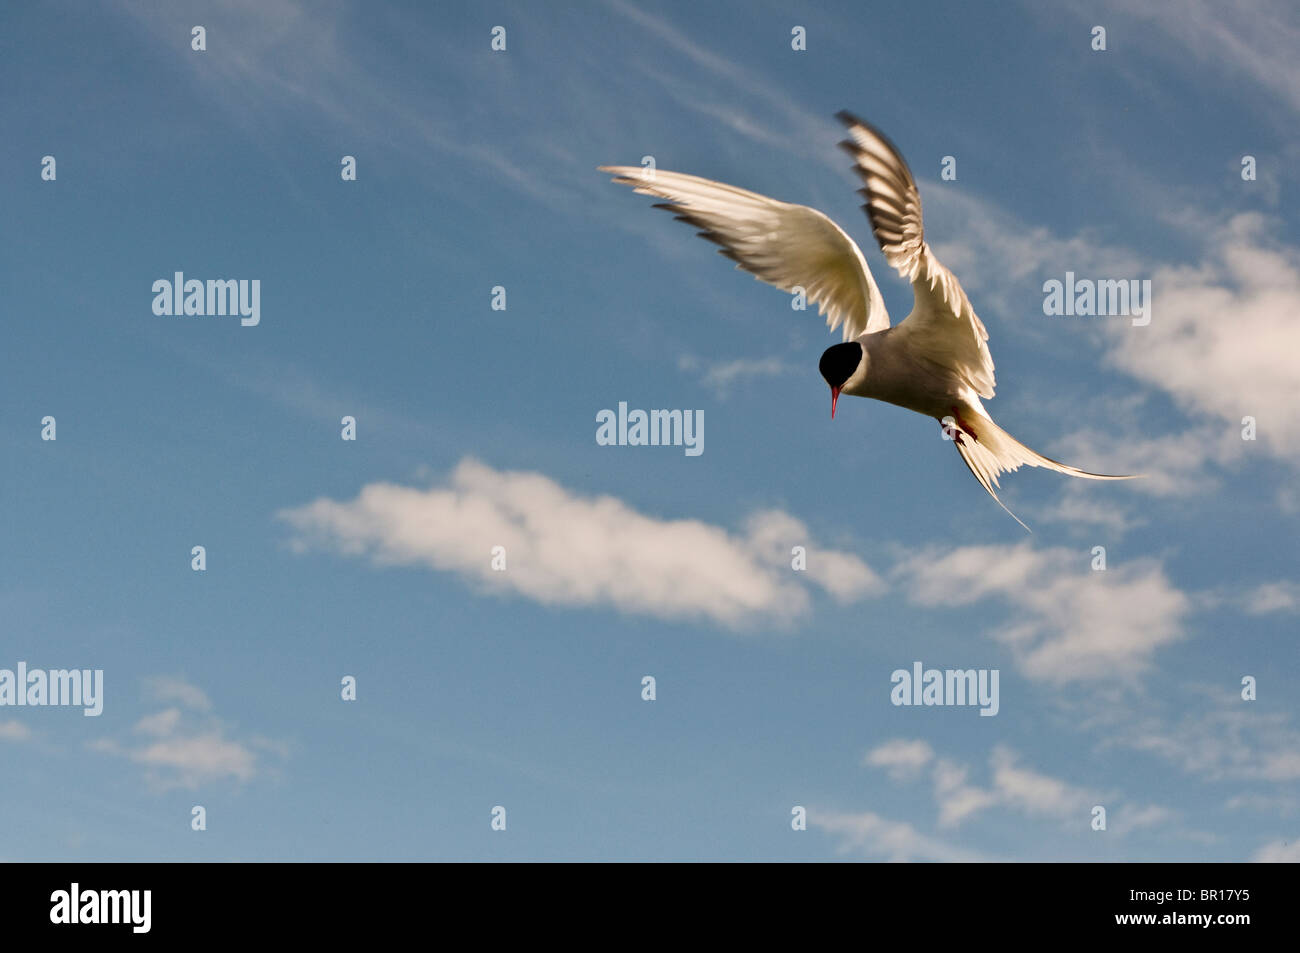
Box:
[848,329,970,419]
[601,112,1135,528]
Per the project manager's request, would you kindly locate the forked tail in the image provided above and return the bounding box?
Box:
[944,409,1140,532]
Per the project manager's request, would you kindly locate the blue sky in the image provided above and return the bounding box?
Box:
[2,0,1298,861]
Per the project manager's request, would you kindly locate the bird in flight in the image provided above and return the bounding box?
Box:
[599,110,1136,530]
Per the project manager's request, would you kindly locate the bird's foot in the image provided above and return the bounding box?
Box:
[949,405,979,443]
[940,415,966,446]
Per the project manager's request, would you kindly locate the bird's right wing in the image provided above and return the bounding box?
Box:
[600,165,890,339]
[836,113,997,399]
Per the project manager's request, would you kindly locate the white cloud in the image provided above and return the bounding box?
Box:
[92,677,273,790]
[1200,579,1300,616]
[282,472,1200,669]
[812,809,989,862]
[128,734,257,788]
[279,459,884,629]
[861,740,1177,842]
[1054,424,1232,498]
[923,192,1300,494]
[134,708,183,737]
[0,720,32,742]
[1110,805,1178,836]
[926,186,1143,314]
[1030,491,1145,537]
[932,759,1001,828]
[1226,793,1298,816]
[866,740,1098,830]
[864,739,935,780]
[144,675,212,712]
[893,543,1190,682]
[1253,839,1300,862]
[1261,751,1300,782]
[988,746,1096,821]
[679,354,794,398]
[1101,685,1300,784]
[1243,581,1300,615]
[1103,214,1300,461]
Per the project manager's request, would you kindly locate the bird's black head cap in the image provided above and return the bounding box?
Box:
[819,342,862,390]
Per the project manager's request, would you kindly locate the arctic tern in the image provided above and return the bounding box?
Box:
[600,111,1136,529]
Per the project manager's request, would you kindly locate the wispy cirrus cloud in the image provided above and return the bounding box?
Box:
[279,458,884,629]
[1029,0,1300,123]
[601,0,847,164]
[116,0,585,211]
[1099,685,1300,784]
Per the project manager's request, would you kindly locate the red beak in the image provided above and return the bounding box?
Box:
[830,386,840,419]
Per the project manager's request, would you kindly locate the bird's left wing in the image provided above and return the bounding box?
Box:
[836,112,997,399]
[600,165,890,339]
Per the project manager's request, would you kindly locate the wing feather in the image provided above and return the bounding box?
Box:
[836,113,997,398]
[600,165,890,339]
